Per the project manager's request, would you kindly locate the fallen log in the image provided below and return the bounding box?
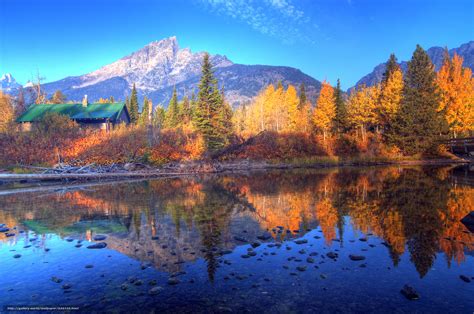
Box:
[0,171,196,183]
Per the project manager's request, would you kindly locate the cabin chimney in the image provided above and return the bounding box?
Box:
[82,95,88,107]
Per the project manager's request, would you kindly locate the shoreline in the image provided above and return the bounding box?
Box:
[0,157,470,186]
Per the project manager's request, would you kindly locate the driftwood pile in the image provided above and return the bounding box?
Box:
[20,162,151,175]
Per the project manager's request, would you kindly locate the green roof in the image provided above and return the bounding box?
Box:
[17,102,129,123]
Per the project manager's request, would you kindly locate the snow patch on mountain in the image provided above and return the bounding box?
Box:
[74,36,233,91]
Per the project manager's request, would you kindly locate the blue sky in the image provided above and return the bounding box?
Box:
[0,0,473,88]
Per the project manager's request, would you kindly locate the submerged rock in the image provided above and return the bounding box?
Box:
[93,235,107,241]
[167,278,179,285]
[51,277,63,283]
[257,233,272,241]
[326,252,338,259]
[13,254,21,259]
[400,285,419,300]
[234,236,248,242]
[296,266,307,272]
[460,275,471,283]
[349,255,366,261]
[62,283,72,290]
[149,286,163,295]
[87,242,107,249]
[294,239,308,245]
[251,242,261,248]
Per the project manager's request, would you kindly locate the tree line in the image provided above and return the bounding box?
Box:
[234,45,473,155]
[1,44,472,157]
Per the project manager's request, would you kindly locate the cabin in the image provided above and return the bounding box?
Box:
[17,97,130,132]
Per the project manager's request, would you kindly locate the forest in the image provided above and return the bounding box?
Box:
[0,45,472,167]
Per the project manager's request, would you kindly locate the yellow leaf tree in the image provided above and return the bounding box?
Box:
[347,85,380,142]
[285,84,300,132]
[437,52,474,138]
[313,81,336,140]
[378,68,403,133]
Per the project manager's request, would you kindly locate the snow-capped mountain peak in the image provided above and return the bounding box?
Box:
[75,36,233,91]
[0,73,21,91]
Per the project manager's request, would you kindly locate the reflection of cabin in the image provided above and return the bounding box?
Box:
[16,99,130,131]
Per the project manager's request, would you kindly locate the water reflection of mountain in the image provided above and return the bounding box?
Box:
[0,166,472,279]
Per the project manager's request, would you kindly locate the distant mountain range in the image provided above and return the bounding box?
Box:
[0,37,322,107]
[354,41,474,89]
[1,38,472,107]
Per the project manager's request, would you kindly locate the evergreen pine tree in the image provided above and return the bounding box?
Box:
[298,83,307,110]
[128,84,139,124]
[165,87,179,128]
[390,45,447,155]
[333,79,347,132]
[152,105,166,128]
[216,86,233,144]
[180,95,191,122]
[383,54,399,84]
[194,53,228,150]
[138,96,151,126]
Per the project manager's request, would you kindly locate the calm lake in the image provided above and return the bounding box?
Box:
[0,165,473,313]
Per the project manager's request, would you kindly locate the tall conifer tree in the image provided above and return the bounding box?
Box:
[382,54,399,84]
[333,79,346,132]
[194,53,228,149]
[128,84,139,124]
[298,83,307,110]
[390,45,447,154]
[165,87,180,128]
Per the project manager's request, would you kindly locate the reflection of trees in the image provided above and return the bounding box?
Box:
[0,166,472,279]
[191,183,236,282]
[379,169,449,277]
[440,186,474,266]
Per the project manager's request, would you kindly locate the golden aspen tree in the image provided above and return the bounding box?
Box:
[312,81,336,140]
[378,68,403,133]
[273,82,286,132]
[285,84,300,132]
[437,53,474,138]
[347,85,379,142]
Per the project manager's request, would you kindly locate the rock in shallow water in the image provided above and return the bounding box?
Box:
[51,277,63,283]
[149,286,163,295]
[167,278,179,285]
[93,235,107,241]
[234,236,248,242]
[349,255,366,261]
[400,285,419,300]
[257,233,272,241]
[13,254,21,259]
[87,242,107,249]
[294,239,308,245]
[459,275,471,283]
